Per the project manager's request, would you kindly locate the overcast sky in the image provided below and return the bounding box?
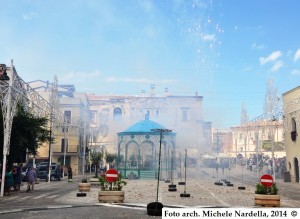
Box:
[1,0,300,129]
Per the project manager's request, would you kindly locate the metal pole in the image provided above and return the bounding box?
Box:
[156,130,162,203]
[47,114,53,183]
[82,122,86,177]
[184,149,187,192]
[272,121,276,182]
[0,64,13,197]
[63,122,67,179]
[151,128,171,203]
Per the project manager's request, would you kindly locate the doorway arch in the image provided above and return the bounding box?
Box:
[294,157,299,182]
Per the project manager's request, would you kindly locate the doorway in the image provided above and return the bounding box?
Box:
[294,157,299,182]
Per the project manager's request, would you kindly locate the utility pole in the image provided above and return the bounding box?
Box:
[241,103,249,159]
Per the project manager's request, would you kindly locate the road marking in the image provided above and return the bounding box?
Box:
[196,183,230,206]
[47,195,59,199]
[32,193,49,199]
[47,205,72,209]
[19,196,31,201]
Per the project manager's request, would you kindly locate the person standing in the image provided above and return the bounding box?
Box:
[68,166,72,179]
[26,167,37,192]
[12,165,18,191]
[4,167,14,196]
[13,163,23,191]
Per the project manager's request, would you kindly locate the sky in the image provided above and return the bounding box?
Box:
[1,0,300,129]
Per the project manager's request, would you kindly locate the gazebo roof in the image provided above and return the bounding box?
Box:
[118,118,167,136]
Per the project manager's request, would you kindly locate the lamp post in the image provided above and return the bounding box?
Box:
[147,128,172,216]
[271,118,277,183]
[47,113,53,183]
[63,120,68,179]
[0,62,16,197]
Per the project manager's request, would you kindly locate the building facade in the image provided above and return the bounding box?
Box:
[88,87,212,159]
[28,80,90,176]
[230,120,284,159]
[283,86,300,182]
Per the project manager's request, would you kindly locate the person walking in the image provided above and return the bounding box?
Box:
[68,166,72,180]
[26,167,37,192]
[55,167,61,181]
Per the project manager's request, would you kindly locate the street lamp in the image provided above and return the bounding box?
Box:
[0,62,15,197]
[47,113,53,182]
[271,118,277,183]
[147,128,172,216]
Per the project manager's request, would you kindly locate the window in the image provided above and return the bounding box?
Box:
[113,107,122,121]
[291,118,297,141]
[182,110,188,122]
[64,110,71,124]
[239,133,243,140]
[61,138,68,153]
[58,156,70,166]
[156,109,159,117]
[181,107,190,122]
[90,110,97,123]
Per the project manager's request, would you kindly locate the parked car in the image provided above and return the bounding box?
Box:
[36,162,56,167]
[36,164,60,181]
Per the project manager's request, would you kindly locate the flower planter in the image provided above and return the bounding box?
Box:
[78,183,91,192]
[254,194,280,207]
[98,190,125,203]
[89,178,100,187]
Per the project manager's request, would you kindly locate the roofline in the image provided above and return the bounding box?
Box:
[282,85,300,96]
[117,132,176,136]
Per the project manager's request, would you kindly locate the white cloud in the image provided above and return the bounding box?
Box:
[59,70,101,83]
[202,34,215,41]
[294,48,300,62]
[270,61,283,72]
[251,43,266,50]
[291,69,300,75]
[22,12,38,20]
[259,51,282,65]
[138,0,154,13]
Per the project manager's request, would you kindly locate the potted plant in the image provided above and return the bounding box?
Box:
[98,173,127,203]
[254,183,280,207]
[78,178,91,192]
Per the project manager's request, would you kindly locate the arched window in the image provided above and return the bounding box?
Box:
[291,118,297,142]
[113,107,122,121]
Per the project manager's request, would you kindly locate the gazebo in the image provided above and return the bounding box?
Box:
[117,116,176,179]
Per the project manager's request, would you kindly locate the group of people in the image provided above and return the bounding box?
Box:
[2,164,37,196]
[1,163,73,196]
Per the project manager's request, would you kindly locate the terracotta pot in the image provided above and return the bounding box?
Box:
[78,183,91,192]
[98,190,125,203]
[254,194,280,207]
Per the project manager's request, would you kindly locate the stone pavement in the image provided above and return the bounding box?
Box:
[56,166,300,208]
[1,167,300,218]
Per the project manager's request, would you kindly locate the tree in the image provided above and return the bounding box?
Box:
[106,152,117,168]
[90,150,103,178]
[0,105,51,167]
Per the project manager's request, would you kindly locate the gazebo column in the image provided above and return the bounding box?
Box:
[138,144,141,178]
[124,144,128,177]
[117,143,121,169]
